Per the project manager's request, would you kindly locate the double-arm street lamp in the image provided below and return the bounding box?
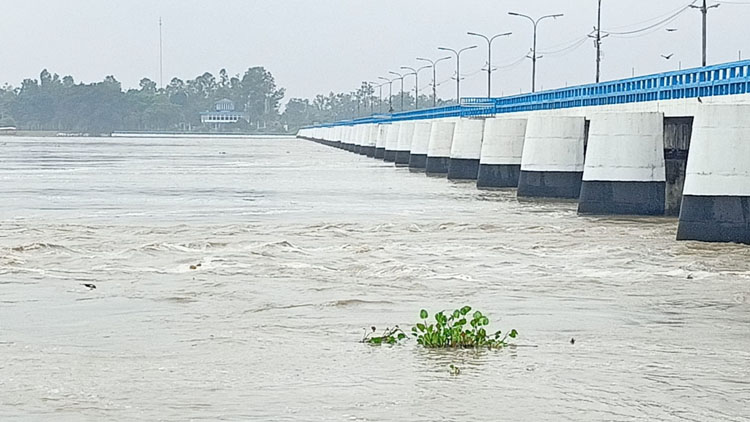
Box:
[400,65,430,109]
[467,31,512,98]
[508,11,563,93]
[416,56,451,107]
[437,45,477,103]
[377,76,395,113]
[388,71,406,111]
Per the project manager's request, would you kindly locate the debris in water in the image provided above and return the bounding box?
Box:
[82,283,96,290]
[449,364,461,376]
[570,338,576,345]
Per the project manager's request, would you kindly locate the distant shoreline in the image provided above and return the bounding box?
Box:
[111,132,296,139]
[0,130,297,139]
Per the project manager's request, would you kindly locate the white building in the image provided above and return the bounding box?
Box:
[200,99,248,127]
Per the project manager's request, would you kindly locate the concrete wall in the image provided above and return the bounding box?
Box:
[518,116,586,199]
[395,122,416,166]
[375,124,389,159]
[384,122,401,162]
[426,120,456,176]
[579,112,666,215]
[409,121,432,170]
[477,118,527,189]
[448,119,485,180]
[678,104,750,244]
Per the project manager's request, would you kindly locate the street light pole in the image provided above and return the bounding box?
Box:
[417,56,451,107]
[159,17,164,89]
[596,0,602,82]
[378,76,395,113]
[401,65,431,109]
[364,82,378,115]
[467,31,512,98]
[369,81,384,114]
[388,71,406,111]
[508,11,563,93]
[438,45,478,103]
[690,0,720,67]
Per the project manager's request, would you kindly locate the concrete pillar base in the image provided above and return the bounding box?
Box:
[477,164,521,189]
[517,171,583,199]
[395,151,411,166]
[448,158,480,181]
[408,154,427,170]
[426,156,450,176]
[579,181,666,215]
[383,150,396,162]
[374,148,385,159]
[677,195,750,244]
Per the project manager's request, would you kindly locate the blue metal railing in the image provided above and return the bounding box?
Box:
[306,59,750,129]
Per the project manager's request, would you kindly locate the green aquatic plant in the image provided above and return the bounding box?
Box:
[364,306,517,349]
[412,306,517,349]
[362,326,407,345]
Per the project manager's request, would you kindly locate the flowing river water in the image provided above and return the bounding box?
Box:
[1,136,749,421]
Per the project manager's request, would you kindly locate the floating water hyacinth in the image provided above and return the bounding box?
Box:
[363,306,517,349]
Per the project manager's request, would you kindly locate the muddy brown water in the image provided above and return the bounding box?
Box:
[1,136,749,421]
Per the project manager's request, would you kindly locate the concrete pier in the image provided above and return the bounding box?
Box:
[332,127,340,149]
[322,127,335,148]
[518,116,586,199]
[425,120,456,176]
[374,124,388,159]
[351,125,360,154]
[677,105,750,244]
[383,123,400,162]
[448,119,485,181]
[347,126,357,153]
[360,124,372,155]
[394,122,415,167]
[477,118,527,189]
[350,126,360,152]
[408,122,432,171]
[579,113,667,215]
[357,124,369,155]
[354,125,366,154]
[335,126,345,150]
[342,126,354,151]
[364,124,378,157]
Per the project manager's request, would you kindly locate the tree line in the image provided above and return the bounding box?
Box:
[0,68,449,134]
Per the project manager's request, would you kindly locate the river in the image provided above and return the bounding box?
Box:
[1,136,749,421]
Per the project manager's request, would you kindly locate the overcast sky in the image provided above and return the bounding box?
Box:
[2,0,748,102]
